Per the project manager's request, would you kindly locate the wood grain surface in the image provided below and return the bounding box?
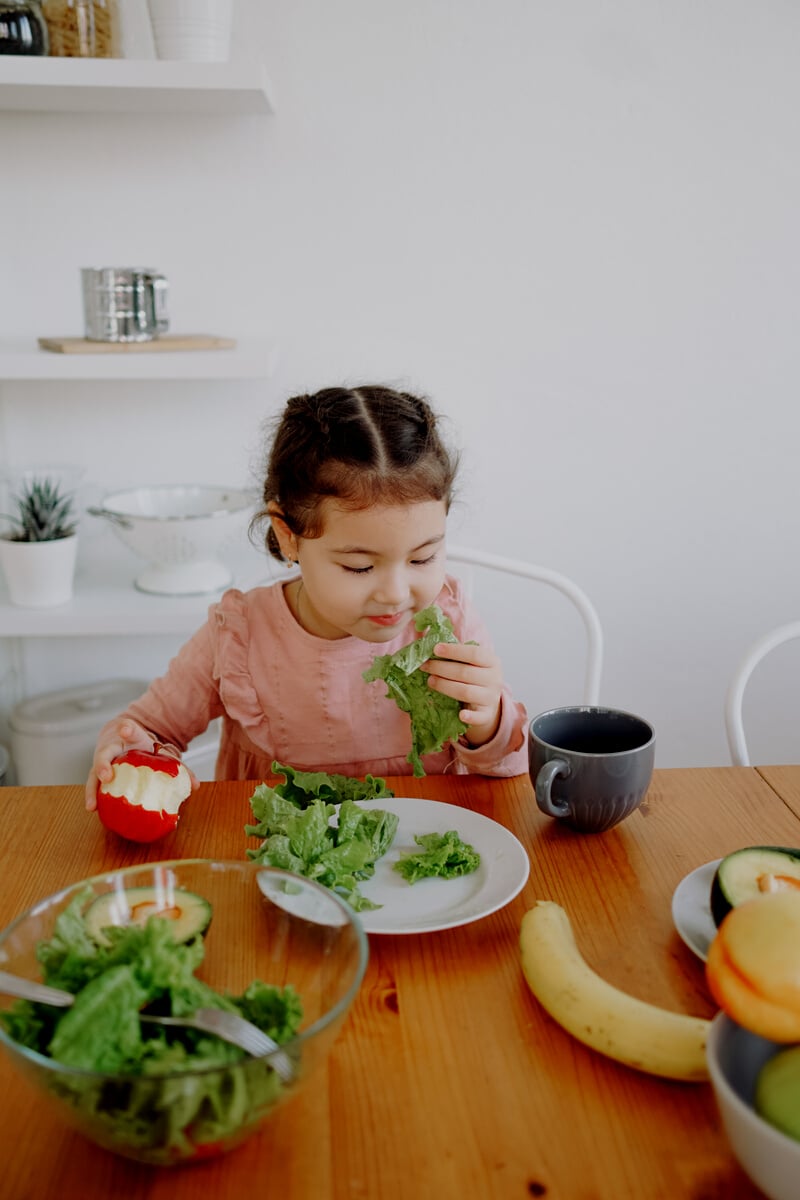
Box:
[1,766,798,1200]
[758,765,800,821]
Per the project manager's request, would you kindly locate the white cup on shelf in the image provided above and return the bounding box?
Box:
[118,0,156,59]
[147,0,233,62]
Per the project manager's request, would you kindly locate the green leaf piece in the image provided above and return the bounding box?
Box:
[393,831,481,884]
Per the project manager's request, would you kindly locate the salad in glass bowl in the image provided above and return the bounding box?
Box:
[0,859,368,1165]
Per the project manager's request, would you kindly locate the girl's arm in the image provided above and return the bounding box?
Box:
[84,618,222,810]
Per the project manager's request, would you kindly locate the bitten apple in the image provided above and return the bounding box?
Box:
[96,745,192,843]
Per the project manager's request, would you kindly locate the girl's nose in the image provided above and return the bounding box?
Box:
[373,568,409,607]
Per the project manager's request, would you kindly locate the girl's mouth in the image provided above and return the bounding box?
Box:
[367,613,406,627]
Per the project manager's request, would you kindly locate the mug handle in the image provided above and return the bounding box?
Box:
[535,758,572,819]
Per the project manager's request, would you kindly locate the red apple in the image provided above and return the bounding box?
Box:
[96,745,192,843]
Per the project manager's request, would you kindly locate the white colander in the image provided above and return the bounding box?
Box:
[88,484,255,595]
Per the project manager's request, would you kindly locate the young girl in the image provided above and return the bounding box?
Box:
[85,385,528,810]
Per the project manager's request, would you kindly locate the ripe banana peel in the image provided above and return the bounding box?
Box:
[520,901,710,1082]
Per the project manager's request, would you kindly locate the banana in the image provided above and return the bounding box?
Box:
[519,900,711,1082]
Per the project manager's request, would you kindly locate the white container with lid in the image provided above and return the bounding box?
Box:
[10,679,148,786]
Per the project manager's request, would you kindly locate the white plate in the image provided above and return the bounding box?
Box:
[671,858,722,962]
[354,797,530,934]
[256,798,530,935]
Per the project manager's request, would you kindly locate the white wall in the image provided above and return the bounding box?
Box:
[2,0,800,770]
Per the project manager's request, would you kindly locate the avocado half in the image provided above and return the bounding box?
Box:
[85,886,212,946]
[710,846,800,927]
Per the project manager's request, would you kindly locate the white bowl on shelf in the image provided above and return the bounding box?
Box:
[88,484,255,596]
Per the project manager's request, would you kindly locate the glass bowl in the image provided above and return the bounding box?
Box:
[0,860,368,1165]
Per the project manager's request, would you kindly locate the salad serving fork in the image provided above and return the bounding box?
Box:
[0,969,295,1083]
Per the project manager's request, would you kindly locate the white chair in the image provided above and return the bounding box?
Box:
[446,545,603,705]
[725,620,800,765]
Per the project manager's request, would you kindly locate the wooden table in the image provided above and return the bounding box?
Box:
[2,766,800,1200]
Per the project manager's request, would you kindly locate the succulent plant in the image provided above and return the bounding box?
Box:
[2,477,77,543]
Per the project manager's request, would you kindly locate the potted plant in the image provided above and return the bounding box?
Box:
[0,476,79,607]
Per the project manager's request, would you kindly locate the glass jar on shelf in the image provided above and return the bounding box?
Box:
[42,0,119,58]
[0,1,49,55]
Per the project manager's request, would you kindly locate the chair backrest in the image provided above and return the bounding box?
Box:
[725,620,800,765]
[446,545,603,706]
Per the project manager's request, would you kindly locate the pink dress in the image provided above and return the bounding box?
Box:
[111,573,528,781]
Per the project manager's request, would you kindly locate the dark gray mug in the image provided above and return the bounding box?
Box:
[528,706,655,834]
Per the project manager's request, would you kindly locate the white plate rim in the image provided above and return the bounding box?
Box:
[671,857,722,962]
[351,796,530,935]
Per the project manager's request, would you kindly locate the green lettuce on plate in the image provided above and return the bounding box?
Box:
[362,604,469,776]
[393,831,481,884]
[265,761,393,808]
[245,766,398,912]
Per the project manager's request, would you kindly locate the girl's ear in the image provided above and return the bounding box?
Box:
[267,503,299,562]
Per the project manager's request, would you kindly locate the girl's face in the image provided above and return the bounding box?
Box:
[281,498,448,641]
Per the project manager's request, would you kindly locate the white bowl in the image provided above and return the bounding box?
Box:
[89,484,255,595]
[706,1012,800,1200]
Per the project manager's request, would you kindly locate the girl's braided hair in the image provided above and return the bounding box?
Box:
[251,384,459,562]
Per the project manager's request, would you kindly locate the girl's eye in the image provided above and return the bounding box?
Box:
[342,552,438,575]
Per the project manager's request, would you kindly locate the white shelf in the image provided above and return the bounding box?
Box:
[0,338,278,381]
[0,58,274,115]
[0,539,285,637]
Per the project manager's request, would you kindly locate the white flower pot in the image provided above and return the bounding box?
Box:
[0,535,78,608]
[147,0,233,62]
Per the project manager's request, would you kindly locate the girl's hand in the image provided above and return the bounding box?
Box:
[420,641,504,748]
[84,719,194,811]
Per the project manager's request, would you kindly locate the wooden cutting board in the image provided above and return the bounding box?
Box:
[38,334,237,354]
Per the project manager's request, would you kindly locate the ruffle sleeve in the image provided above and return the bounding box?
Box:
[210,588,275,748]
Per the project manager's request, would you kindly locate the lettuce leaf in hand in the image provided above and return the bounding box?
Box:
[393,830,481,884]
[362,604,469,776]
